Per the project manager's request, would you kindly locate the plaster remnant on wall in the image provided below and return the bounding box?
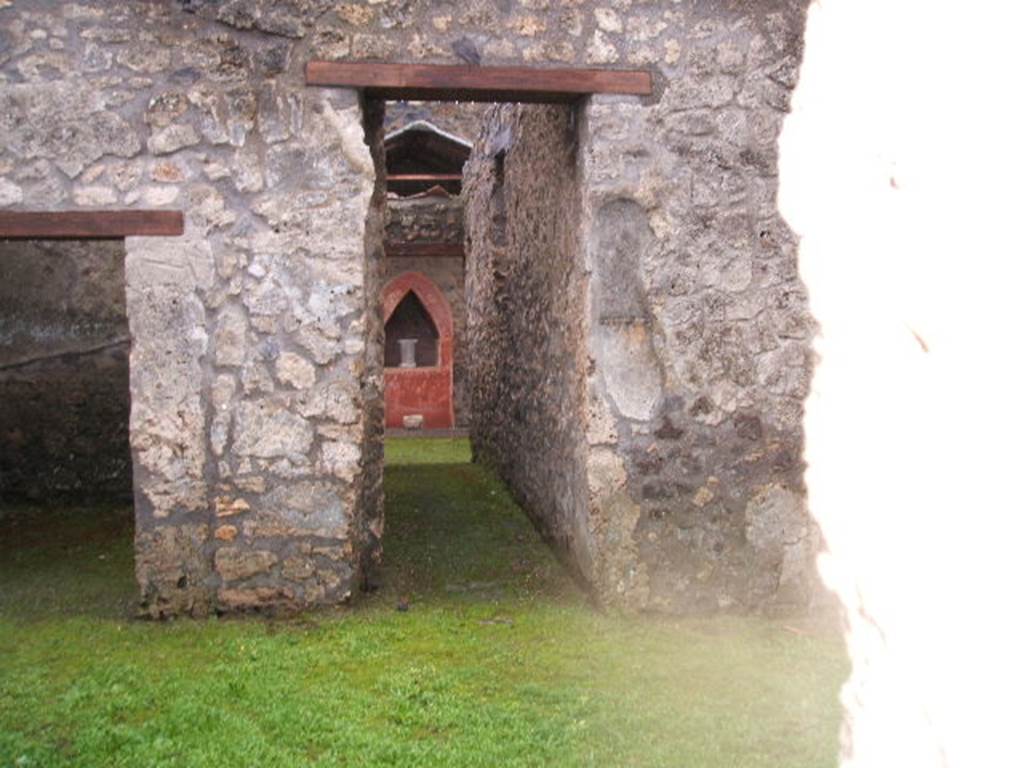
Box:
[592,322,662,422]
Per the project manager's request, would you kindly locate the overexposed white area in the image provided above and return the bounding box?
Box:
[778,1,1024,765]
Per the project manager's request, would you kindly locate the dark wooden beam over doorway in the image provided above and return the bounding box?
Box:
[0,210,185,240]
[306,62,652,103]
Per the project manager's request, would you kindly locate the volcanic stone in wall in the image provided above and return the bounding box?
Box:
[464,103,595,585]
[463,0,822,614]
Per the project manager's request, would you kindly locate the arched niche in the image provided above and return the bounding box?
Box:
[381,272,454,429]
[385,291,440,368]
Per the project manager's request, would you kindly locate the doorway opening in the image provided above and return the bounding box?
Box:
[0,236,136,615]
[382,270,455,430]
[365,92,592,600]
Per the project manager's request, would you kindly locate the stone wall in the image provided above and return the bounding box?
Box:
[0,0,817,616]
[0,1,380,616]
[464,3,820,613]
[464,104,592,580]
[580,72,820,613]
[385,196,464,246]
[385,195,467,427]
[0,239,131,500]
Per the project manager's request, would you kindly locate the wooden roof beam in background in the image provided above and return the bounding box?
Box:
[0,210,185,240]
[306,62,653,103]
[386,173,463,183]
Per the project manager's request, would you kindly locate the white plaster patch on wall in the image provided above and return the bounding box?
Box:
[328,102,376,179]
[592,322,662,421]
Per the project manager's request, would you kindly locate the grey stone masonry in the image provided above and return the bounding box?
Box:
[463,0,821,614]
[1,0,379,617]
[1,0,819,616]
[465,104,592,585]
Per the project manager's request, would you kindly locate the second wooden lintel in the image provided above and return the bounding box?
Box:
[0,210,184,240]
[306,62,652,103]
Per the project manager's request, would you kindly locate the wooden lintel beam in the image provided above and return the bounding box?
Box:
[306,62,652,103]
[385,242,464,259]
[0,210,185,240]
[386,173,462,182]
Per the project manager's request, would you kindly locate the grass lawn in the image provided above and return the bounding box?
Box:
[0,438,847,767]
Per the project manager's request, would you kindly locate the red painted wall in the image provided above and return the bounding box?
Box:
[382,272,454,429]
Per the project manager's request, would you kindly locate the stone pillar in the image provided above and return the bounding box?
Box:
[124,87,380,617]
[779,0,1024,763]
[126,231,215,617]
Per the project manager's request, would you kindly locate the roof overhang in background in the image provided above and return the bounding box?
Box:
[384,120,473,197]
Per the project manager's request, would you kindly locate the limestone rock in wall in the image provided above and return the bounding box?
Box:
[232,399,313,459]
[214,547,278,582]
[126,285,208,520]
[243,481,350,540]
[0,82,141,179]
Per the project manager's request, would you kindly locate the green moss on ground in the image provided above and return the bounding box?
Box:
[0,438,848,767]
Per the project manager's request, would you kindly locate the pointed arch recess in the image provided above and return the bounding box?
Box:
[381,271,454,429]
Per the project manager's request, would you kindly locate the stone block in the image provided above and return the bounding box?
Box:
[275,351,316,389]
[233,399,313,459]
[215,547,278,582]
[217,586,295,611]
[244,482,348,539]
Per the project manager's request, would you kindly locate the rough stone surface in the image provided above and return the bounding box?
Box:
[214,547,278,582]
[463,0,821,614]
[464,104,594,587]
[0,0,377,617]
[0,0,820,619]
[233,399,314,459]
